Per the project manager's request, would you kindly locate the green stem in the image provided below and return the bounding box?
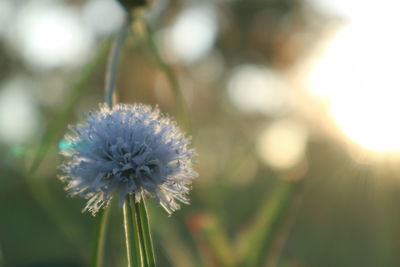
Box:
[100,12,137,267]
[91,206,111,267]
[133,199,149,267]
[130,195,144,267]
[137,196,156,267]
[124,197,143,267]
[105,12,130,108]
[141,19,192,133]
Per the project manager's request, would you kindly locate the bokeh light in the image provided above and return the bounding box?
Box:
[256,119,308,170]
[167,4,218,63]
[13,1,94,70]
[82,0,124,37]
[0,77,41,144]
[0,0,14,36]
[227,64,290,115]
[306,0,361,20]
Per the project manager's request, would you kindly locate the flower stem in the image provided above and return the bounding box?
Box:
[132,197,149,267]
[124,197,143,267]
[91,206,111,267]
[131,199,144,267]
[104,13,134,267]
[136,196,156,267]
[105,12,130,108]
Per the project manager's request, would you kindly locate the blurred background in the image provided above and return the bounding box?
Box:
[2,0,400,266]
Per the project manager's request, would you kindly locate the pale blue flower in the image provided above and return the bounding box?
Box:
[59,103,197,215]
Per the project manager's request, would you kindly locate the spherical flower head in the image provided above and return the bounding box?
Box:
[59,103,197,215]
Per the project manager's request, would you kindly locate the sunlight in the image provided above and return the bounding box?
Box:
[306,17,400,152]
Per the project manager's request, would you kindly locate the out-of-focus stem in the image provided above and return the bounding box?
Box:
[97,13,131,267]
[28,40,111,176]
[105,12,130,108]
[264,183,304,267]
[188,213,236,267]
[141,20,192,133]
[91,207,111,267]
[240,180,303,267]
[24,39,111,261]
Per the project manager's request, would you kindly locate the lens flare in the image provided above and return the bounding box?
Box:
[305,19,400,152]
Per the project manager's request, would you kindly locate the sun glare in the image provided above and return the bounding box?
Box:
[306,17,400,153]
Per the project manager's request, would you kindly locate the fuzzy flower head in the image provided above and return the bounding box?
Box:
[60,103,197,215]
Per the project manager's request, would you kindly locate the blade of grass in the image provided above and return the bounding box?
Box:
[263,183,305,267]
[137,196,156,267]
[27,40,111,177]
[155,218,197,267]
[22,39,111,262]
[240,180,301,267]
[188,213,236,267]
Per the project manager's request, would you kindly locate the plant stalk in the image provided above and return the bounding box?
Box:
[105,12,130,108]
[124,197,140,267]
[136,196,156,267]
[97,12,131,267]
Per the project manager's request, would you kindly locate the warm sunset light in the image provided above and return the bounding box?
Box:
[306,19,400,152]
[5,1,400,266]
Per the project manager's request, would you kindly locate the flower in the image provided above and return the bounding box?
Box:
[59,103,197,215]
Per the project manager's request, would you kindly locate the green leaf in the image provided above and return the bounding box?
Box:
[240,180,302,267]
[188,213,236,267]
